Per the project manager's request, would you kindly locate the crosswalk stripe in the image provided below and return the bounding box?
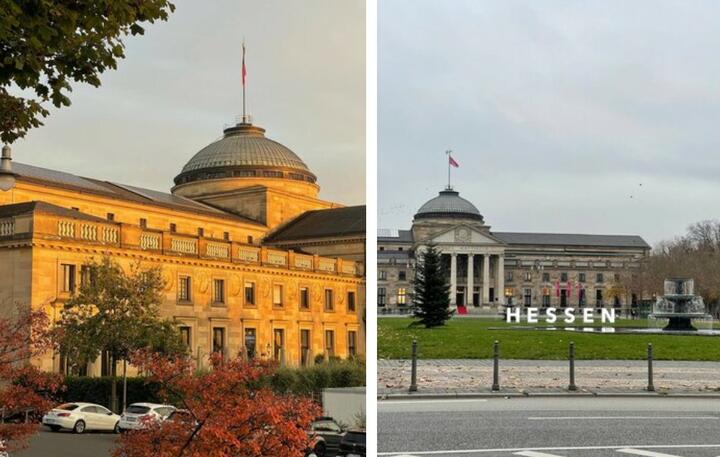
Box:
[515,452,567,457]
[617,449,683,457]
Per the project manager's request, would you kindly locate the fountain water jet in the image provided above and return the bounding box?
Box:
[651,278,709,331]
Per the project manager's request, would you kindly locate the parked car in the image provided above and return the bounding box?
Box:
[308,416,345,457]
[42,402,121,434]
[336,430,366,457]
[118,403,175,431]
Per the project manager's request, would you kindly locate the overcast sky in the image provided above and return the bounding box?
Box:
[13,0,365,205]
[378,0,720,245]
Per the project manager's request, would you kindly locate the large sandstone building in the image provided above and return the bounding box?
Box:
[0,118,365,375]
[379,187,649,315]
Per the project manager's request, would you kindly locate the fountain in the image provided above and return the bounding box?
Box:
[650,278,709,331]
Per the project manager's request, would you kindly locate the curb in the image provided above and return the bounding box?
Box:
[378,391,720,400]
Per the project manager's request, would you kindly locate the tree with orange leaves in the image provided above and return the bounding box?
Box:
[0,306,63,455]
[114,351,321,457]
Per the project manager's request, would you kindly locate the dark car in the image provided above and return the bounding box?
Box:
[309,417,345,457]
[336,430,366,457]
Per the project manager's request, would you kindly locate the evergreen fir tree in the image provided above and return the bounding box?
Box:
[412,243,454,328]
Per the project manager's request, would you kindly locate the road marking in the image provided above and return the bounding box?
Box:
[515,452,567,457]
[527,416,718,421]
[617,450,682,457]
[378,444,720,455]
[381,399,488,405]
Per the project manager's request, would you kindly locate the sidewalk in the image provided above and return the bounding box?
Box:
[378,359,720,396]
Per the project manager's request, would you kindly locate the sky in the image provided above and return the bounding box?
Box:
[12,0,365,205]
[378,0,720,245]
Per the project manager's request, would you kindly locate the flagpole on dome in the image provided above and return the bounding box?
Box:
[446,149,452,190]
[242,39,247,124]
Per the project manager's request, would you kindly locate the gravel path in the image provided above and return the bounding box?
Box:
[378,359,720,394]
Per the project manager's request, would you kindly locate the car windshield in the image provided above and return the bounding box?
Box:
[126,405,151,414]
[343,432,366,444]
[57,404,78,411]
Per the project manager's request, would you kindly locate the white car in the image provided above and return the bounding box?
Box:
[42,402,121,434]
[118,403,176,431]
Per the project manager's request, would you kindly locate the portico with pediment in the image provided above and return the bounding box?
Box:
[418,224,507,308]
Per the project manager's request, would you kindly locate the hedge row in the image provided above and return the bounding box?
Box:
[59,359,365,409]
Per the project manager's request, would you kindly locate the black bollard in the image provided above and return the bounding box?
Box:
[409,339,418,392]
[647,343,655,392]
[492,340,500,391]
[568,341,577,391]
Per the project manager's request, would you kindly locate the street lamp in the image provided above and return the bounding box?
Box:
[0,145,17,192]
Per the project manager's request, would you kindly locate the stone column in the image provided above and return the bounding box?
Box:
[496,254,505,307]
[467,254,474,306]
[482,253,490,305]
[450,252,457,307]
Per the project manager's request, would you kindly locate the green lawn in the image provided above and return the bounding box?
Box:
[378,317,720,361]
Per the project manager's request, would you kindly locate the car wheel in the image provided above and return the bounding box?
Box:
[114,422,120,434]
[49,425,61,432]
[314,442,326,457]
[73,420,86,434]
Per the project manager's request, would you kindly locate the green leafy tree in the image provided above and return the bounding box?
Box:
[412,243,454,328]
[56,257,186,412]
[0,0,175,143]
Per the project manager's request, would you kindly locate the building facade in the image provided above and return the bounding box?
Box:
[0,119,365,375]
[379,187,650,315]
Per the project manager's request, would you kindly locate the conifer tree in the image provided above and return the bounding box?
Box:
[412,243,454,327]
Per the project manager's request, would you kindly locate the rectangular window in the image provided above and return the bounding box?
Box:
[299,287,310,310]
[273,329,285,362]
[170,223,177,233]
[300,329,311,366]
[614,273,621,282]
[560,289,568,307]
[273,284,284,307]
[347,291,356,312]
[542,272,550,282]
[542,293,551,307]
[178,276,191,302]
[244,282,255,306]
[348,331,357,357]
[378,287,386,306]
[213,279,225,304]
[524,272,532,281]
[223,231,230,241]
[397,288,407,305]
[80,265,94,288]
[325,330,335,358]
[212,327,225,354]
[324,289,334,311]
[247,235,253,244]
[579,273,586,283]
[179,326,191,347]
[106,213,115,221]
[379,270,387,280]
[62,264,76,293]
[579,289,587,306]
[139,218,147,229]
[198,227,204,237]
[561,272,568,282]
[506,271,514,282]
[244,328,256,359]
[398,270,407,281]
[597,273,604,283]
[596,289,604,306]
[523,288,532,306]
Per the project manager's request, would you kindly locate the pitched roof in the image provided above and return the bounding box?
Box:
[13,162,262,225]
[493,232,651,249]
[377,229,413,242]
[266,206,365,242]
[0,201,109,223]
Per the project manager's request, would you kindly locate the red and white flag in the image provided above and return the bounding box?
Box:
[448,155,459,168]
[242,42,247,87]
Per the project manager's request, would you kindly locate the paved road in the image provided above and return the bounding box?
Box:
[378,397,720,457]
[14,428,116,457]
